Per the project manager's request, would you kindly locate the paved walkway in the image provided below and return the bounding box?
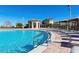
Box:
[42,43,70,53]
[42,31,71,53]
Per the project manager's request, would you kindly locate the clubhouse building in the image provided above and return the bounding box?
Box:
[53,18,79,31]
[28,19,41,28]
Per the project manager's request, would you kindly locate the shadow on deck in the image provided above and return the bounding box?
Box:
[61,42,72,48]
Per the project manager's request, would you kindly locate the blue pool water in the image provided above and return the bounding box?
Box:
[0,30,48,53]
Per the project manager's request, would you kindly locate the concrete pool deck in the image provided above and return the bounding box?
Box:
[29,44,47,53]
[42,31,71,53]
[29,30,71,53]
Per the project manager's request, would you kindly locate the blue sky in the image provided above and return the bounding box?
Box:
[0,5,79,25]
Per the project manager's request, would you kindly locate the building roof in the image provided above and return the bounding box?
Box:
[29,19,41,23]
[55,18,79,23]
[69,18,79,21]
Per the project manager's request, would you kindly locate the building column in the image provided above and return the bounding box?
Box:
[38,23,40,28]
[32,22,34,28]
[36,22,38,28]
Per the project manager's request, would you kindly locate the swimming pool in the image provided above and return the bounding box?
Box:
[0,30,48,53]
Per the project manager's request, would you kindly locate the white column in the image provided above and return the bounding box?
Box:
[39,23,40,28]
[38,22,39,28]
[32,22,34,28]
[36,22,39,28]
